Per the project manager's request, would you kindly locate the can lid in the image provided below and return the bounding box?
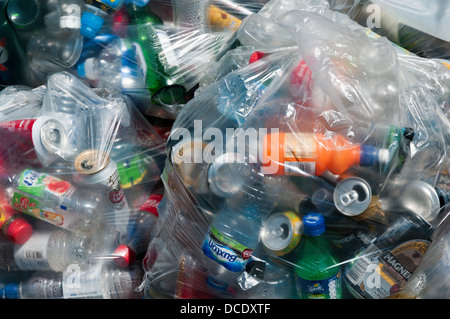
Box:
[261,212,302,255]
[6,217,33,245]
[208,152,247,198]
[303,213,325,236]
[80,12,105,39]
[113,244,136,268]
[333,177,372,217]
[74,149,110,175]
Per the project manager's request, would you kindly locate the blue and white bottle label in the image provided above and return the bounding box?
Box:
[202,226,253,272]
[296,271,342,299]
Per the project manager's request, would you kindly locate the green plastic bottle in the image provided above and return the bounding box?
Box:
[294,213,342,299]
[125,1,186,107]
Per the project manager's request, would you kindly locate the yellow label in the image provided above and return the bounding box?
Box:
[208,5,241,32]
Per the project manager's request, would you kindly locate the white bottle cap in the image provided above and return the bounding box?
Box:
[60,16,81,30]
[82,58,98,81]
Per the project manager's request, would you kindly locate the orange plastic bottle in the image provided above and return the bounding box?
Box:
[262,131,384,176]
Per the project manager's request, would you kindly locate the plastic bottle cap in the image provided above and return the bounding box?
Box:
[249,51,267,64]
[77,58,97,80]
[139,194,163,217]
[113,245,136,268]
[6,218,33,245]
[303,213,325,236]
[80,12,105,39]
[1,283,19,299]
[359,144,379,166]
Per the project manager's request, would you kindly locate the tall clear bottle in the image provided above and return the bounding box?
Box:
[293,213,342,299]
[0,262,144,299]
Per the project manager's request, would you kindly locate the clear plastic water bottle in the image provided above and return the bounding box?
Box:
[2,168,100,234]
[80,0,125,38]
[13,228,93,272]
[201,155,276,272]
[0,262,144,299]
[77,35,147,99]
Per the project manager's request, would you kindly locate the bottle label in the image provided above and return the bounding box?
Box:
[14,232,52,270]
[84,0,120,14]
[11,169,76,228]
[116,155,147,189]
[345,239,431,299]
[63,264,104,298]
[283,133,316,175]
[17,169,72,198]
[202,225,253,272]
[296,271,342,299]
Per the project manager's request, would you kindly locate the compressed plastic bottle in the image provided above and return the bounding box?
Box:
[77,35,148,100]
[201,157,276,272]
[293,213,342,299]
[0,262,144,299]
[126,0,187,107]
[262,132,389,176]
[112,189,162,267]
[1,168,99,234]
[12,228,92,272]
[80,0,125,38]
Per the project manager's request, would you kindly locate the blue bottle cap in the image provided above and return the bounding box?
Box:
[81,12,105,38]
[77,61,86,78]
[359,144,378,166]
[1,283,20,299]
[303,213,325,236]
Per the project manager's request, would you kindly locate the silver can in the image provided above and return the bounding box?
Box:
[74,149,127,210]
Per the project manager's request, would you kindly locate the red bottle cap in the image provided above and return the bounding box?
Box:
[113,244,136,268]
[6,218,33,245]
[249,51,267,64]
[139,193,163,217]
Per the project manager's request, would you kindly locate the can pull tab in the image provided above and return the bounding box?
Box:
[340,190,359,207]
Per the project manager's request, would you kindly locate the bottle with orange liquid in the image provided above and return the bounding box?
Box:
[262,131,388,176]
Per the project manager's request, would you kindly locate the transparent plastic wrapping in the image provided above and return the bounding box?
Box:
[141,0,450,299]
[327,0,450,60]
[0,0,449,301]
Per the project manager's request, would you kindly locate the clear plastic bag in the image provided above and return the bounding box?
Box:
[141,0,450,300]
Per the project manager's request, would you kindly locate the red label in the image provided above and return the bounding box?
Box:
[242,249,253,260]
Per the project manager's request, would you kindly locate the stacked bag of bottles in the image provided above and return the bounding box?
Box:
[0,0,269,299]
[142,0,450,299]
